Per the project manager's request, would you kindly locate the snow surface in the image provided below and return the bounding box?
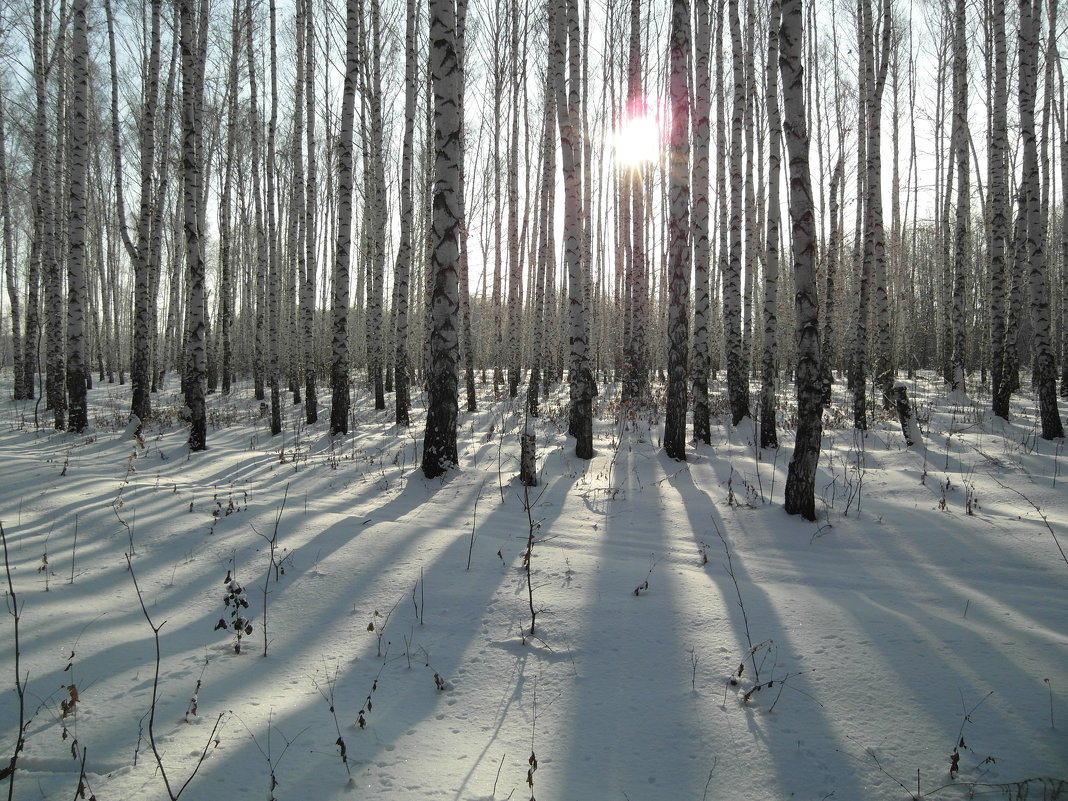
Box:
[1,372,1066,801]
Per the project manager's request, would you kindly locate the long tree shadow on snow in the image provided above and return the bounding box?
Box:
[667,449,872,800]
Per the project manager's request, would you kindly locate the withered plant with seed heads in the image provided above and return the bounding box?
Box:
[215,557,253,654]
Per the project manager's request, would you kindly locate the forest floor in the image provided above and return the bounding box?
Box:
[0,369,1066,801]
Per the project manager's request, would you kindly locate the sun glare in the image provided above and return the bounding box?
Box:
[612,113,661,168]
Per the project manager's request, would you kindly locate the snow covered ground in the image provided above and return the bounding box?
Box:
[1,371,1065,801]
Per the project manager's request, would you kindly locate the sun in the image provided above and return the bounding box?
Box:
[612,112,661,168]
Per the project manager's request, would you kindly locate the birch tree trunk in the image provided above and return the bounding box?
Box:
[366,0,388,411]
[1060,60,1068,399]
[947,0,969,397]
[821,154,843,405]
[989,0,1012,418]
[65,0,89,433]
[759,0,782,451]
[245,0,267,404]
[0,83,25,401]
[489,3,505,396]
[725,0,750,425]
[522,0,558,486]
[713,0,727,381]
[622,0,649,406]
[267,0,283,436]
[1019,0,1064,439]
[331,0,358,436]
[556,0,593,458]
[302,0,319,422]
[45,7,66,428]
[180,0,208,451]
[506,0,524,399]
[422,0,463,477]
[663,0,691,461]
[455,0,477,413]
[780,0,822,520]
[691,0,713,444]
[393,0,417,427]
[218,0,239,397]
[23,0,53,404]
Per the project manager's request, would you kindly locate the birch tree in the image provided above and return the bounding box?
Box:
[218,0,239,397]
[557,0,593,458]
[364,0,388,412]
[780,0,821,520]
[331,0,359,436]
[0,80,25,401]
[691,0,713,444]
[621,0,649,407]
[43,1,65,427]
[393,0,418,427]
[117,0,162,420]
[989,0,1011,418]
[422,0,463,477]
[180,0,208,451]
[947,0,969,396]
[65,0,89,433]
[725,0,750,425]
[1018,0,1063,439]
[851,0,891,427]
[521,0,558,486]
[506,0,524,399]
[266,0,283,436]
[1061,59,1068,399]
[301,0,319,422]
[663,0,691,461]
[759,0,782,450]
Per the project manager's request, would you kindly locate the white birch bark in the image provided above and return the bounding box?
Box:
[267,0,283,436]
[691,0,713,444]
[1060,60,1068,398]
[489,3,505,395]
[302,0,319,422]
[725,0,749,425]
[0,81,25,401]
[1019,0,1063,438]
[422,0,463,477]
[393,0,417,426]
[180,0,208,451]
[947,0,969,398]
[23,0,52,404]
[556,0,592,458]
[245,0,267,403]
[218,0,239,397]
[622,0,649,406]
[366,0,388,411]
[331,0,358,436]
[663,0,691,461]
[65,0,89,432]
[506,0,524,399]
[780,0,822,520]
[821,153,843,404]
[989,0,1012,418]
[759,0,782,451]
[45,7,65,428]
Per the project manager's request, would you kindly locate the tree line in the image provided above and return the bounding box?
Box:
[0,0,1064,519]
